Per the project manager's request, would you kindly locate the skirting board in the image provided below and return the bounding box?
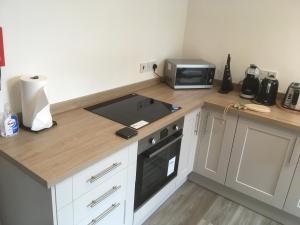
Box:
[189,172,300,225]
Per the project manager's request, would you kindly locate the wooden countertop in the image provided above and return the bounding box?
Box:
[203,91,300,132]
[0,84,214,188]
[0,82,299,188]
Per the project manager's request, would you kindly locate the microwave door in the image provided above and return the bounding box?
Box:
[175,68,209,86]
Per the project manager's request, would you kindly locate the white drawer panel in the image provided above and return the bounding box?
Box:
[77,199,125,225]
[57,203,73,225]
[73,147,129,199]
[55,177,73,210]
[73,169,127,224]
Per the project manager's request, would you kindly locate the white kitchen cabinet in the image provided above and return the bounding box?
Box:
[0,142,138,225]
[284,138,300,217]
[176,107,201,187]
[225,117,300,209]
[55,142,137,225]
[194,106,238,184]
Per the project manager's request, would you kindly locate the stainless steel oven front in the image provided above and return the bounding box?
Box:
[134,118,184,210]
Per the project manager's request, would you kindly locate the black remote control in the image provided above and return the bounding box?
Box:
[116,127,138,139]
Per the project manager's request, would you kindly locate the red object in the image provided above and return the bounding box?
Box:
[0,27,5,67]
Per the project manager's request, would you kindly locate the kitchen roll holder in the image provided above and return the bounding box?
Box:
[21,120,57,133]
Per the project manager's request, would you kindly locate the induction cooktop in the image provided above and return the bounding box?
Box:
[85,93,181,129]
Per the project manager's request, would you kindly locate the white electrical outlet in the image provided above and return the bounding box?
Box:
[140,63,147,73]
[139,60,156,74]
[261,70,278,79]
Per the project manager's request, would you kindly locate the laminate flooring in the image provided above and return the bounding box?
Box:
[143,181,281,225]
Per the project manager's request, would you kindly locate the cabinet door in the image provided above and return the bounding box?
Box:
[284,138,300,217]
[177,108,201,187]
[195,107,238,184]
[226,117,300,209]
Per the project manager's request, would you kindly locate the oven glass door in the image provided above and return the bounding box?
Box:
[134,132,182,210]
[175,68,215,86]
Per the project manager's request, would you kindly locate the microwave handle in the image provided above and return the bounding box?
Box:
[142,135,183,159]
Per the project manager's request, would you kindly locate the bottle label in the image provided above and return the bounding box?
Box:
[4,115,19,136]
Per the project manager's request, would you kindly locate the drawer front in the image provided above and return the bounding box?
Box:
[77,200,125,225]
[73,169,127,224]
[73,147,129,199]
[55,177,73,210]
[57,203,73,225]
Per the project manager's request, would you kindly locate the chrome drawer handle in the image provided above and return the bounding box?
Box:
[87,203,120,225]
[87,162,122,184]
[87,185,121,208]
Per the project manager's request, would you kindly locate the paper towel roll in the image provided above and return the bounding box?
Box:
[20,75,53,131]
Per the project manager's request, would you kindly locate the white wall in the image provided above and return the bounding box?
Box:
[183,0,300,93]
[0,0,188,112]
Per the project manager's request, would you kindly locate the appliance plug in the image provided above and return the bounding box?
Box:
[153,64,158,72]
[152,63,164,83]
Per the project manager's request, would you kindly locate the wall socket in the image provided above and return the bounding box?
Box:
[261,70,278,79]
[140,61,156,73]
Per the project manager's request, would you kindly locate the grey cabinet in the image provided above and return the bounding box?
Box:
[225,117,300,209]
[195,106,238,184]
[284,138,300,217]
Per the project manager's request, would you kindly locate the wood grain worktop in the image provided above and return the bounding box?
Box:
[203,91,300,132]
[0,83,214,188]
[0,82,299,188]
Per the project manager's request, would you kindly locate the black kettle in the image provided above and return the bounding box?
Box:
[256,74,279,106]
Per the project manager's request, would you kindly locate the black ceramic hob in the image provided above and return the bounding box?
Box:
[85,93,181,129]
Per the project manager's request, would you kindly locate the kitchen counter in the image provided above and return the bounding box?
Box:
[203,91,300,132]
[0,82,299,188]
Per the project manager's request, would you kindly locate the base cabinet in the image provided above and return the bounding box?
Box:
[54,142,138,225]
[284,139,300,217]
[176,108,201,187]
[195,107,238,184]
[225,117,300,209]
[0,142,138,225]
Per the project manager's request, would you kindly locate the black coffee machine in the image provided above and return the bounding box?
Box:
[240,64,260,99]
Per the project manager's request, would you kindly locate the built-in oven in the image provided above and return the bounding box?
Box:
[134,118,184,210]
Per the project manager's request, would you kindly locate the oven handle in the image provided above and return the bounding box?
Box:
[143,135,183,159]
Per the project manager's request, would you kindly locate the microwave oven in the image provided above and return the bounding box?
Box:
[164,58,216,89]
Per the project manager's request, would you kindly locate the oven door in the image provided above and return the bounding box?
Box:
[175,67,215,87]
[134,131,182,210]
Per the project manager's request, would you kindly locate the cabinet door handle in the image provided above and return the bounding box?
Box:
[87,203,120,225]
[289,138,300,166]
[87,185,121,208]
[194,112,201,135]
[87,162,122,184]
[202,112,210,135]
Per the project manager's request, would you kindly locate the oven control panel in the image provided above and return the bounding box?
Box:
[138,117,184,154]
[160,128,169,140]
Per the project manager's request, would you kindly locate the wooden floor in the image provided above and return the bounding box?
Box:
[143,182,281,225]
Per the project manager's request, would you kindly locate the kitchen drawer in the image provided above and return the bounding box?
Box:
[57,203,73,225]
[77,199,125,225]
[55,177,73,210]
[73,169,127,224]
[73,147,129,199]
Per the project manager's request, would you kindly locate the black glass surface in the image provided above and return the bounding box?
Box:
[134,132,182,210]
[85,93,181,128]
[175,68,215,86]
